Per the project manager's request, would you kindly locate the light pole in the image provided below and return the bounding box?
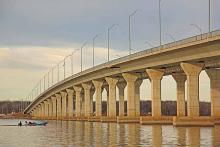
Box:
[145,41,154,48]
[57,64,59,82]
[93,34,100,67]
[71,49,80,75]
[165,33,176,42]
[129,10,138,55]
[108,24,118,61]
[52,67,54,85]
[63,57,66,79]
[190,24,202,36]
[208,0,211,34]
[81,42,87,72]
[159,0,162,46]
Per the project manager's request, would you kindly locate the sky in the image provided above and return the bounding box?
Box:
[0,0,219,101]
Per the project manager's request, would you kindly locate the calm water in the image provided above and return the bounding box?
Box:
[0,119,219,147]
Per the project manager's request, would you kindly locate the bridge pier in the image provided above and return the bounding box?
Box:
[117,82,126,117]
[172,73,187,117]
[66,89,74,119]
[51,96,57,120]
[173,63,215,126]
[47,99,53,120]
[61,92,67,120]
[73,86,83,119]
[206,69,220,118]
[101,77,118,122]
[55,94,62,120]
[82,83,92,118]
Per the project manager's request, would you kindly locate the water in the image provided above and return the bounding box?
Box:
[0,119,219,147]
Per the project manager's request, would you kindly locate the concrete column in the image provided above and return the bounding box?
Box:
[47,99,52,118]
[103,85,109,116]
[61,91,67,119]
[122,73,138,117]
[44,101,48,118]
[73,86,82,117]
[105,77,118,117]
[41,103,45,118]
[51,96,57,119]
[82,83,92,117]
[81,93,85,116]
[135,79,143,116]
[90,90,95,115]
[93,80,103,117]
[181,63,204,117]
[146,69,164,117]
[117,82,126,116]
[206,69,220,117]
[172,74,187,117]
[66,89,74,118]
[55,94,62,119]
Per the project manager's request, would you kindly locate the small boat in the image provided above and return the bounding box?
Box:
[26,121,48,126]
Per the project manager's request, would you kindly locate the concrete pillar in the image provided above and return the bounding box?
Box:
[51,96,57,119]
[92,80,103,117]
[172,74,187,117]
[82,83,92,117]
[103,85,109,116]
[122,73,139,117]
[44,101,48,118]
[47,99,52,118]
[146,69,164,117]
[90,90,95,116]
[61,91,67,119]
[41,103,45,118]
[55,94,62,119]
[206,69,220,117]
[135,79,143,116]
[117,82,126,116]
[81,93,85,116]
[66,89,74,118]
[73,86,82,117]
[181,63,204,117]
[105,77,118,117]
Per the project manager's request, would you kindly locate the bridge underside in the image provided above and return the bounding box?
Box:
[25,32,220,126]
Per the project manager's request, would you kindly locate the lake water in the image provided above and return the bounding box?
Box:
[0,119,219,147]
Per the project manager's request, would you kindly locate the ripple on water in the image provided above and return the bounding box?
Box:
[0,119,218,147]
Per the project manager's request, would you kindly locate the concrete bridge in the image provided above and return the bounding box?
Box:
[24,30,220,126]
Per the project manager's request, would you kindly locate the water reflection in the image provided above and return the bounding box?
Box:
[0,119,218,146]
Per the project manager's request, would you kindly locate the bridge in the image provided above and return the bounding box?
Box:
[24,30,220,126]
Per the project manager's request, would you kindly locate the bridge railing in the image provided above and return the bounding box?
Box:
[25,29,220,113]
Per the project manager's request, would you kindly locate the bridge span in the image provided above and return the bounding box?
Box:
[24,30,220,126]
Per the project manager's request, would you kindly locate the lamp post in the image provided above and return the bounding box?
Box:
[129,9,138,55]
[57,64,59,82]
[165,33,176,42]
[190,24,202,36]
[71,49,80,75]
[145,41,154,48]
[92,34,100,66]
[81,42,87,72]
[108,24,118,61]
[159,0,162,46]
[208,0,211,34]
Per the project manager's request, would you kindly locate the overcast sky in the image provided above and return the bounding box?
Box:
[0,0,219,101]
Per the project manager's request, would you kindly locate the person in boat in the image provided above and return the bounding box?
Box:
[25,121,28,125]
[18,121,22,126]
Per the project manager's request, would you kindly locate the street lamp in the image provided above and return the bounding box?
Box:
[159,0,162,46]
[208,0,211,34]
[190,24,202,36]
[108,24,118,61]
[145,41,154,48]
[129,9,138,55]
[71,49,80,75]
[81,42,87,72]
[92,34,101,66]
[165,33,176,42]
